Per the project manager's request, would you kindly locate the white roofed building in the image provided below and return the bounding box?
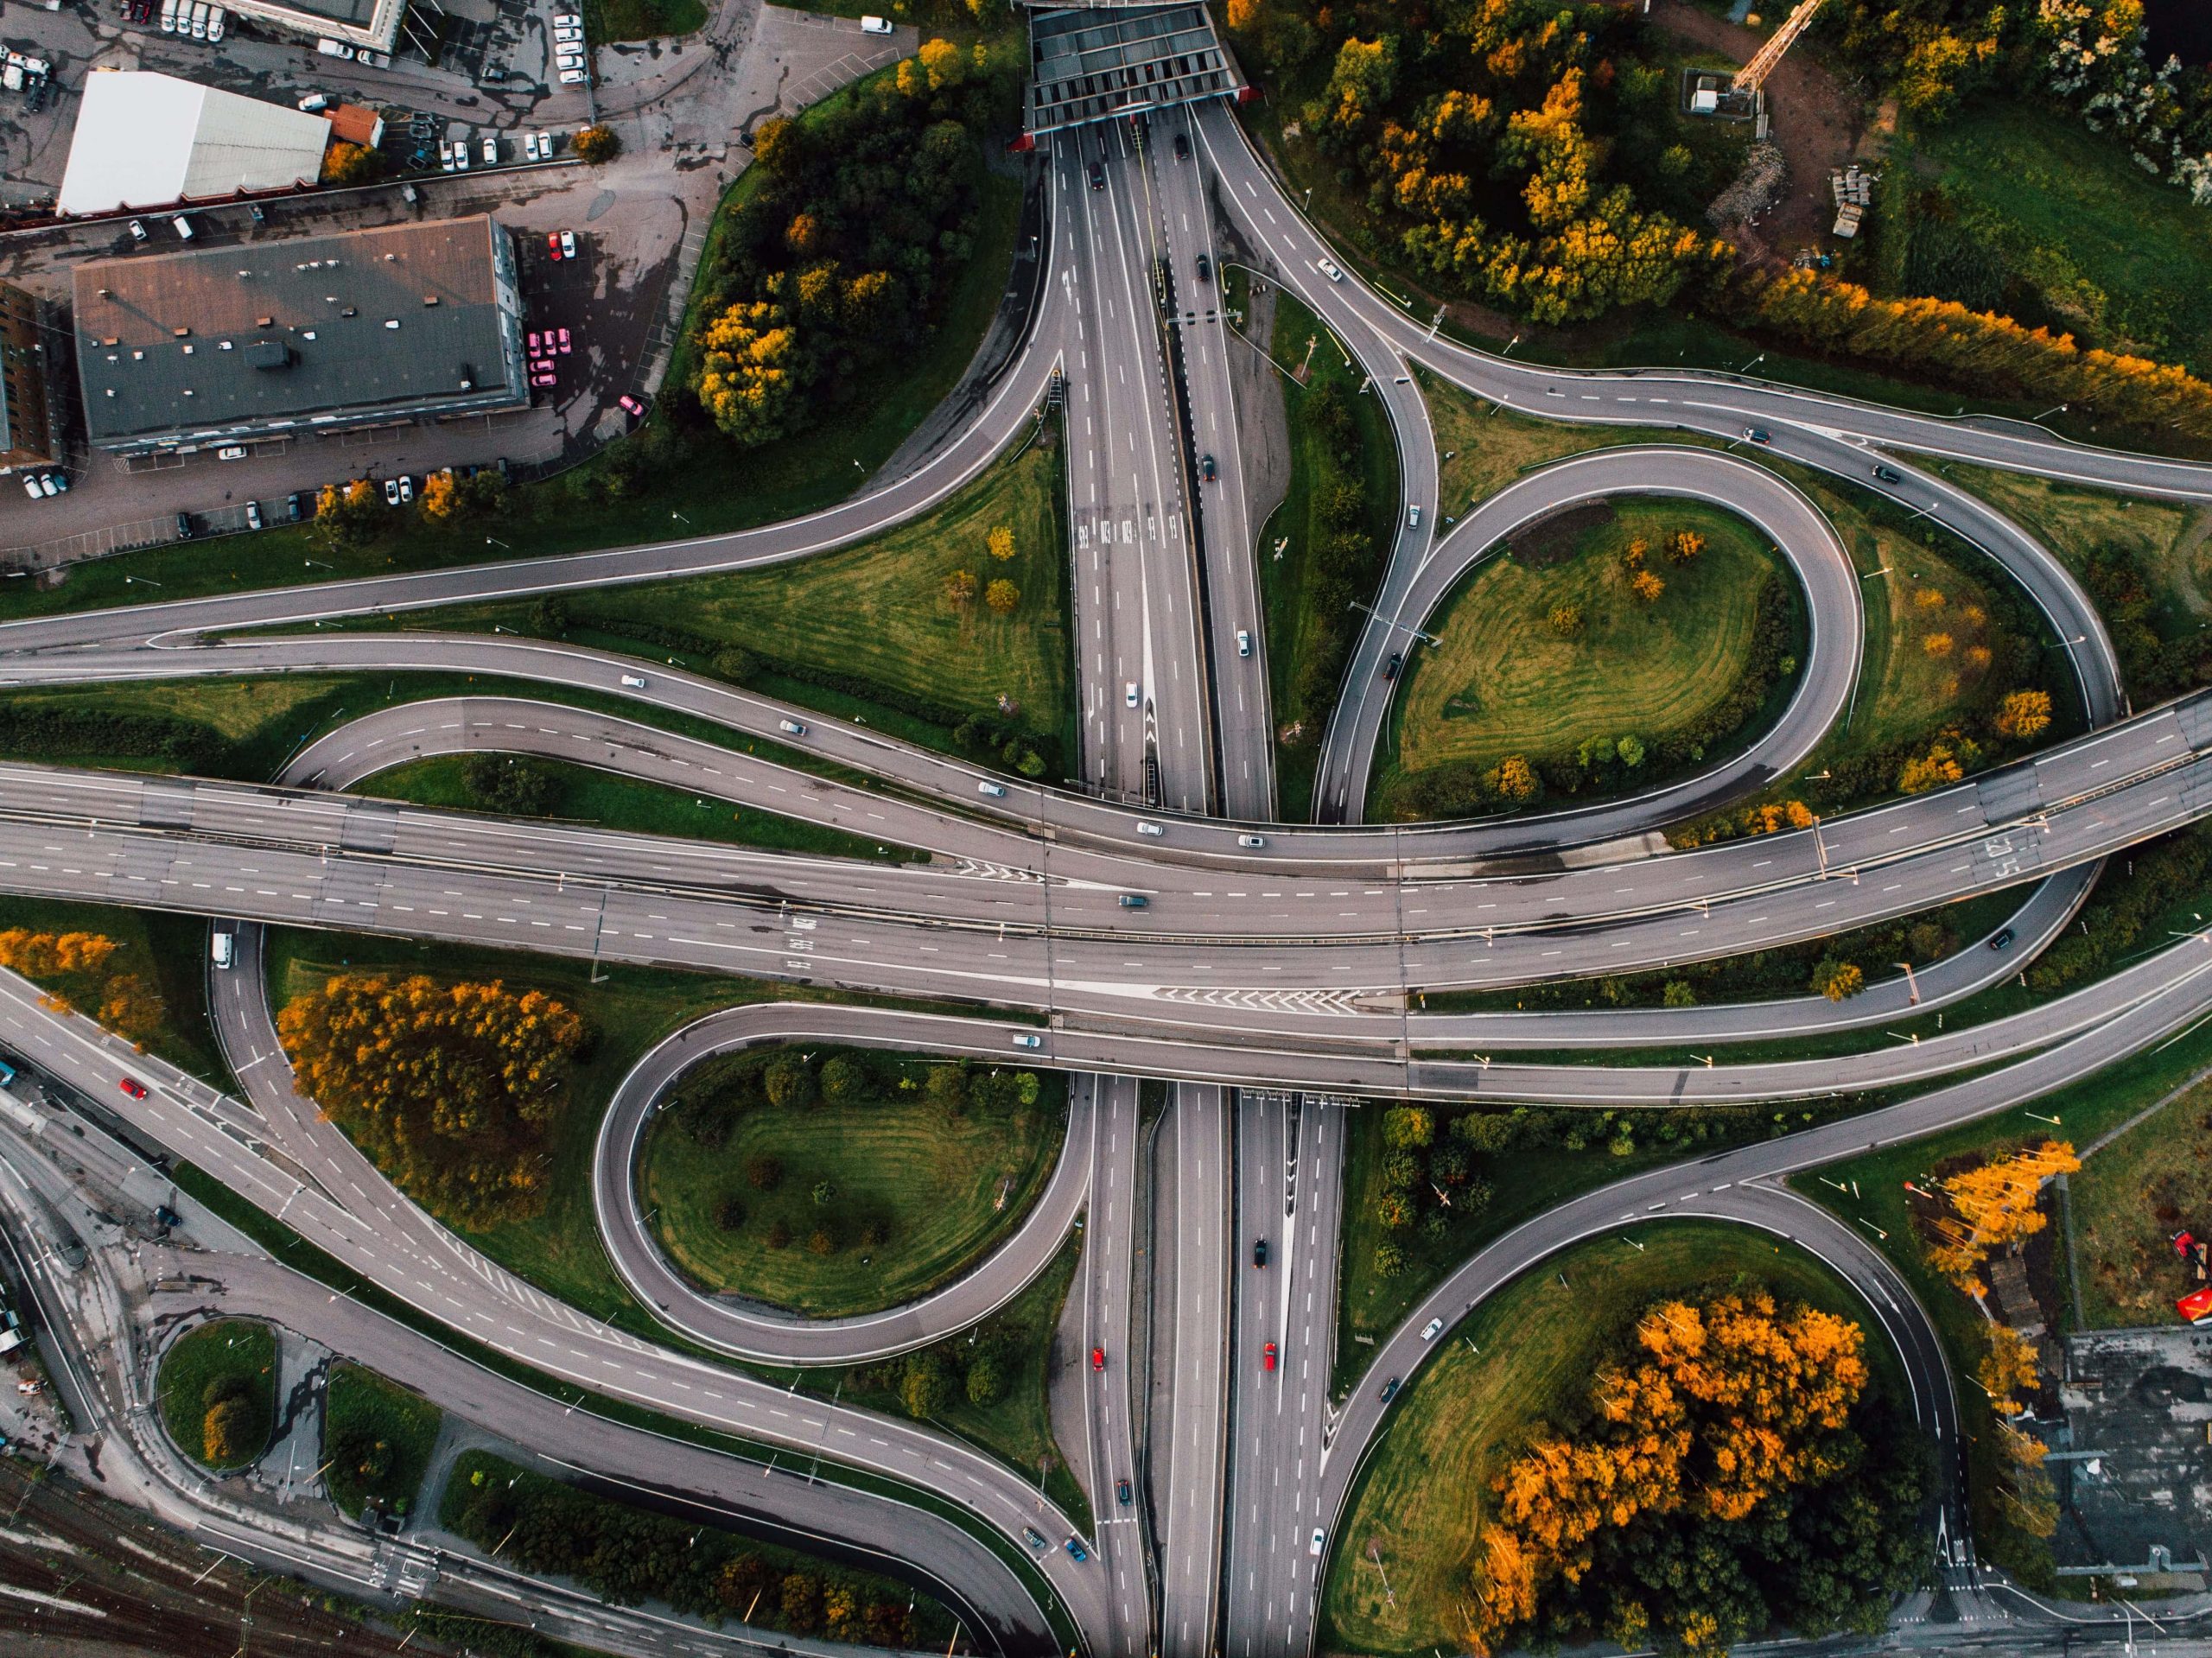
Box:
[57,71,334,217]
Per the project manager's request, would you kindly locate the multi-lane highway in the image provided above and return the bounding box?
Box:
[5,75,2212,1658]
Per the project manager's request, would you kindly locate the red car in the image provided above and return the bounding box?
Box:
[546,232,565,260]
[1262,1341,1278,1372]
[2181,1287,2212,1326]
[118,1077,148,1100]
[1090,1347,1105,1372]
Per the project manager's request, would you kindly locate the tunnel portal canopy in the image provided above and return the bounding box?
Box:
[1025,4,1246,138]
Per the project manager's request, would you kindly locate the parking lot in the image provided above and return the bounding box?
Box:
[0,3,909,572]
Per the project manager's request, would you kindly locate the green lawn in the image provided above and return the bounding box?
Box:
[1262,292,1402,821]
[641,1058,1065,1316]
[584,0,705,41]
[1914,101,2212,375]
[360,753,924,864]
[1322,1221,1902,1655]
[0,120,1025,629]
[0,896,234,1090]
[1372,499,1787,811]
[1421,368,1667,517]
[346,433,1076,774]
[157,1318,277,1472]
[1795,1013,2212,1589]
[321,1363,443,1521]
[2067,1071,2212,1332]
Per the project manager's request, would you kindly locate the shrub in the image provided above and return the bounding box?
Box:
[764,1053,817,1109]
[746,1154,784,1191]
[572,124,621,163]
[716,1194,747,1231]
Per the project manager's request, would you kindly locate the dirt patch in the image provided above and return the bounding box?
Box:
[1648,0,1868,264]
[1509,500,1616,567]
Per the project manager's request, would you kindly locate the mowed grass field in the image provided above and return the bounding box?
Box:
[642,1083,1064,1316]
[1382,499,1782,786]
[417,437,1074,760]
[2069,1073,2212,1331]
[1321,1223,1898,1655]
[1917,102,2212,373]
[157,1318,277,1472]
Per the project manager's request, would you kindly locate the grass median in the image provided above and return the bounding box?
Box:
[321,1363,443,1521]
[157,1318,277,1472]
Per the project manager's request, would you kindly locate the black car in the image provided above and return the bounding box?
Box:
[1116,1478,1132,1506]
[1253,1237,1268,1267]
[1378,1376,1401,1403]
[1871,463,1904,484]
[174,511,194,540]
[1742,426,1771,444]
[1088,160,1105,191]
[1199,453,1217,482]
[1195,252,1211,283]
[1173,132,1189,160]
[1989,926,2016,951]
[1382,651,1402,681]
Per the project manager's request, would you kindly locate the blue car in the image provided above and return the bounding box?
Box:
[1065,1536,1088,1562]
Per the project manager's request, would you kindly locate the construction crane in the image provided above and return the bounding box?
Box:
[1731,0,1822,94]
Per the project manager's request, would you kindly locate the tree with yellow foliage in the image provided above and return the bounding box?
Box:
[1630,569,1665,605]
[1923,632,1955,657]
[1979,1324,2040,1417]
[0,930,118,978]
[1669,530,1704,564]
[695,300,801,448]
[418,469,460,523]
[984,579,1020,614]
[1486,755,1539,803]
[942,569,978,609]
[1897,743,1966,794]
[986,525,1014,562]
[1994,689,2052,740]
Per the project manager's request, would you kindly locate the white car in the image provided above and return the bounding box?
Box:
[1408,504,1421,527]
[359,48,391,67]
[1309,1528,1326,1558]
[1420,1317,1444,1341]
[1135,821,1164,838]
[553,10,582,23]
[1238,834,1266,848]
[20,475,40,500]
[1236,628,1250,657]
[1317,257,1344,283]
[620,674,647,689]
[481,135,499,164]
[558,67,589,85]
[216,444,247,461]
[978,780,1007,798]
[554,24,583,41]
[779,718,806,736]
[1124,682,1138,708]
[207,7,226,43]
[1011,1032,1041,1050]
[37,473,56,496]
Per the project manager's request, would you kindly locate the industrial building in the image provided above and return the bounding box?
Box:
[57,70,336,217]
[0,280,56,469]
[222,0,406,57]
[73,215,531,457]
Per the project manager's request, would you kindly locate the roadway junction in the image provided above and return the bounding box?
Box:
[5,37,2212,1658]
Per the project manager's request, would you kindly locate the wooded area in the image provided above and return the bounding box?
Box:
[276,975,590,1225]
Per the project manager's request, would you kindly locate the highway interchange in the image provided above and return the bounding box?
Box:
[3,80,2212,1658]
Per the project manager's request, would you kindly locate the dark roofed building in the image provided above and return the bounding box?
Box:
[0,279,56,469]
[73,215,528,456]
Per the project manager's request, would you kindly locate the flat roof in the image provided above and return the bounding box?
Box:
[75,216,519,443]
[1028,4,1241,134]
[58,71,333,216]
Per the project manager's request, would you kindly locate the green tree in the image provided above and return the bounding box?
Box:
[764,1053,817,1109]
[901,1352,954,1418]
[964,1353,1007,1406]
[820,1055,869,1104]
[1382,1104,1433,1149]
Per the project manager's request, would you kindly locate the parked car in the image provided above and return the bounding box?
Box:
[559,230,577,259]
[216,443,247,461]
[298,92,329,112]
[559,67,590,85]
[531,371,557,389]
[861,12,893,32]
[175,511,194,539]
[284,492,302,522]
[383,477,401,506]
[35,473,55,497]
[19,475,39,500]
[245,500,262,530]
[617,394,646,418]
[128,218,148,242]
[556,327,573,353]
[481,135,499,165]
[315,35,353,57]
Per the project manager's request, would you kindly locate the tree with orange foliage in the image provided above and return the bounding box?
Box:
[1979,1324,2040,1418]
[1669,530,1704,564]
[1923,1140,2080,1295]
[0,930,118,978]
[1485,755,1539,803]
[1630,569,1664,605]
[1464,1287,1915,1655]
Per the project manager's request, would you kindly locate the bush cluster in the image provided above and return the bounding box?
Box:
[1279,379,1381,746]
[0,703,222,771]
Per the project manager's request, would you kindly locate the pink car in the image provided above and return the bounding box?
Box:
[618,394,645,417]
[556,327,573,353]
[527,330,541,352]
[532,371,557,388]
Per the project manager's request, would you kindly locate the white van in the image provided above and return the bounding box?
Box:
[172,215,195,241]
[316,36,354,57]
[207,7,226,41]
[861,14,893,33]
[159,0,178,29]
[211,931,235,970]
